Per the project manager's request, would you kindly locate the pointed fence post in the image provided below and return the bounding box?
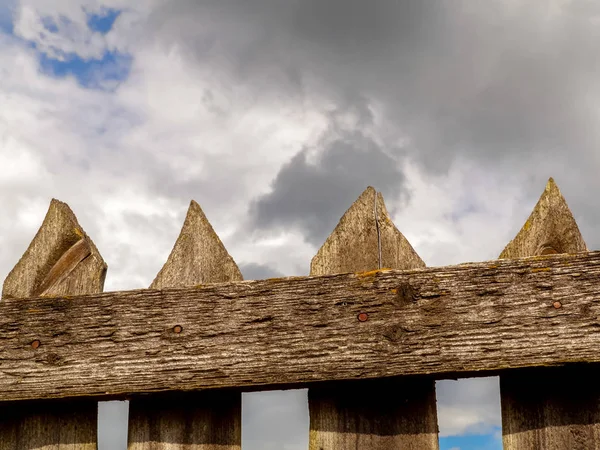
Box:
[308,187,439,450]
[498,178,598,449]
[0,199,107,449]
[127,200,243,450]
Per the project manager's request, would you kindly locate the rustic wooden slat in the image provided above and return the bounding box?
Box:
[308,186,438,449]
[1,250,600,402]
[498,178,597,449]
[128,200,243,450]
[1,199,107,449]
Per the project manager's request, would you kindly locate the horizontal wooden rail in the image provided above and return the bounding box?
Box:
[1,250,599,402]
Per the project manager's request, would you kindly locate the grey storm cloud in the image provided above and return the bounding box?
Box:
[143,0,600,252]
[148,0,600,173]
[238,262,284,280]
[247,129,409,246]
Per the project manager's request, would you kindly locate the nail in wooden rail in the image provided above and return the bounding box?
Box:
[308,187,439,450]
[127,200,243,450]
[498,177,598,449]
[0,199,107,449]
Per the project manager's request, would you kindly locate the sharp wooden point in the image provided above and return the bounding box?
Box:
[499,177,587,259]
[310,187,424,276]
[150,200,243,289]
[375,190,425,271]
[2,199,106,299]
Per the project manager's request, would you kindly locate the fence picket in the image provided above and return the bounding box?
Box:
[127,200,243,450]
[308,187,439,450]
[498,178,597,449]
[4,178,600,450]
[0,199,107,449]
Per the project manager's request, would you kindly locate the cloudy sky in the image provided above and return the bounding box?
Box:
[1,0,599,449]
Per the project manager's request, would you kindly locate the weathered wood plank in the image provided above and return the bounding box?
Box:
[1,199,107,449]
[128,200,242,450]
[148,201,242,288]
[498,178,598,449]
[0,249,600,402]
[308,187,438,449]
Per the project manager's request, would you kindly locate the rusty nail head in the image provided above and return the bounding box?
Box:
[31,340,40,349]
[358,313,368,322]
[173,325,183,333]
[553,301,562,309]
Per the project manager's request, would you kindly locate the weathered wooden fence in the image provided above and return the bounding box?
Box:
[0,177,598,449]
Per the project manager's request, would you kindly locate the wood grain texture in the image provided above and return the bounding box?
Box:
[310,187,426,275]
[1,250,600,402]
[1,199,107,449]
[499,178,598,450]
[128,200,243,450]
[0,399,98,450]
[499,178,587,260]
[309,187,438,450]
[149,201,242,289]
[2,199,106,300]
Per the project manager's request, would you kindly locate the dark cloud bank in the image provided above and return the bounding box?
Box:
[145,0,600,247]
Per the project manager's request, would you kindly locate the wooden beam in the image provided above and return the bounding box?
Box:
[127,200,242,450]
[0,249,600,402]
[0,199,107,449]
[308,187,438,449]
[498,178,600,449]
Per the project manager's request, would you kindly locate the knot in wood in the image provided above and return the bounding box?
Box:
[46,353,62,365]
[395,283,418,306]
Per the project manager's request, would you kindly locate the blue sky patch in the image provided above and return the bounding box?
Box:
[440,430,502,450]
[87,8,121,34]
[39,49,132,90]
[41,16,59,33]
[0,0,15,34]
[1,6,131,91]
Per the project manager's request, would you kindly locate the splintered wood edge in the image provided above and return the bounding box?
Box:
[499,177,588,259]
[150,200,242,289]
[35,238,93,296]
[2,199,107,299]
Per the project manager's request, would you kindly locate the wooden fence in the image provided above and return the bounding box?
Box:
[0,177,598,449]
